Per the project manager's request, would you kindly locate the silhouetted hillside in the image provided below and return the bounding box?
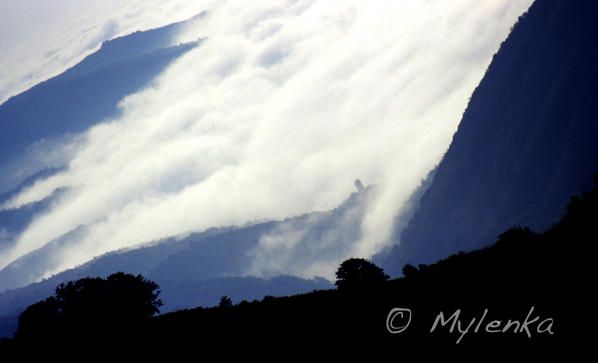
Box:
[378,0,598,275]
[4,180,593,353]
[140,184,590,349]
[145,180,598,348]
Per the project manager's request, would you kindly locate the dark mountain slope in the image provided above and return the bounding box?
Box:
[378,0,598,274]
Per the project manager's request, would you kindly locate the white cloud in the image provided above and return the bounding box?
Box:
[0,0,532,285]
[247,187,371,279]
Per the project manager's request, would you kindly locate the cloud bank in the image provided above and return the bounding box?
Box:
[0,0,532,287]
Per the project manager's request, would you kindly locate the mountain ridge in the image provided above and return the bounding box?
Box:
[377,0,598,274]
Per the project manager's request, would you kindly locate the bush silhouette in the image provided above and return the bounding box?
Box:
[335,258,389,290]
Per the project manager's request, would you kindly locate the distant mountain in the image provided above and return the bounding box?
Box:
[63,12,205,80]
[377,0,598,275]
[0,13,204,192]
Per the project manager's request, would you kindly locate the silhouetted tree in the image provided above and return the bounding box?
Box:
[219,296,233,308]
[402,263,418,278]
[497,226,537,245]
[15,297,60,340]
[335,258,389,290]
[16,272,161,340]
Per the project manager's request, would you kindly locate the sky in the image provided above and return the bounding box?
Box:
[0,0,533,287]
